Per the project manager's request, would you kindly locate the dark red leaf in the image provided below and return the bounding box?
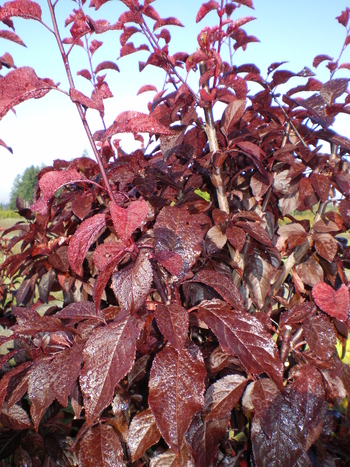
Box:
[309,173,331,202]
[93,241,125,271]
[190,269,245,311]
[226,225,246,251]
[72,192,94,220]
[154,303,189,352]
[39,169,88,203]
[339,198,350,225]
[0,403,32,430]
[112,253,153,314]
[267,61,288,74]
[28,341,84,430]
[148,341,206,454]
[89,38,103,55]
[303,317,336,361]
[80,310,140,421]
[295,257,324,287]
[93,252,125,310]
[336,8,350,27]
[197,299,283,389]
[320,78,349,105]
[94,60,120,74]
[120,25,141,46]
[110,199,148,242]
[234,0,254,8]
[12,307,63,335]
[203,374,247,421]
[68,214,106,276]
[0,29,26,46]
[55,301,105,323]
[313,54,333,68]
[137,84,157,95]
[153,17,184,32]
[312,282,349,321]
[77,69,92,81]
[150,445,194,467]
[70,88,103,112]
[78,424,124,466]
[153,250,183,276]
[185,49,208,72]
[154,207,208,278]
[186,412,229,467]
[313,233,338,263]
[102,111,173,138]
[0,67,56,119]
[272,70,295,86]
[0,0,42,22]
[117,9,143,27]
[196,1,219,23]
[235,221,272,247]
[127,409,161,462]
[142,5,160,21]
[221,99,246,136]
[251,379,279,420]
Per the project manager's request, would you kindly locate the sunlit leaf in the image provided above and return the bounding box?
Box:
[127,409,161,461]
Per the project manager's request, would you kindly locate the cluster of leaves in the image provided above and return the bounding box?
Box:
[1,0,350,466]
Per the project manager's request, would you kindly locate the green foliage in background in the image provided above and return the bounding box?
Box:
[9,165,44,210]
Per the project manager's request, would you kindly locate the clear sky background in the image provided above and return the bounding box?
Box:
[1,0,350,204]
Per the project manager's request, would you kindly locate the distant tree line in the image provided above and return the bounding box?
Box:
[9,165,44,210]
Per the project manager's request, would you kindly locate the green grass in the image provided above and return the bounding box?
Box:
[0,210,21,219]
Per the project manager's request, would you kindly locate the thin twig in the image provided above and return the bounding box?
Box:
[47,0,116,205]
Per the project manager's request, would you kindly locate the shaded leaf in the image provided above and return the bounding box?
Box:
[251,378,279,419]
[110,199,148,242]
[148,342,206,453]
[68,214,106,276]
[221,99,246,136]
[312,282,349,321]
[0,403,32,430]
[154,207,208,278]
[244,249,275,309]
[78,424,124,467]
[190,270,245,311]
[309,173,331,202]
[236,221,272,247]
[203,374,247,421]
[0,67,56,119]
[154,303,189,352]
[127,409,161,462]
[27,341,84,430]
[186,412,229,467]
[80,310,140,421]
[320,78,349,105]
[303,317,336,361]
[197,299,283,388]
[112,253,153,314]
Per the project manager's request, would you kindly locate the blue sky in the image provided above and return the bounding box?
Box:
[1,0,350,203]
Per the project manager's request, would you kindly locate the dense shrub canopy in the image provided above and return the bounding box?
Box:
[1,1,350,466]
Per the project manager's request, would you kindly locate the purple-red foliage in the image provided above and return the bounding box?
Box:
[1,1,350,466]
